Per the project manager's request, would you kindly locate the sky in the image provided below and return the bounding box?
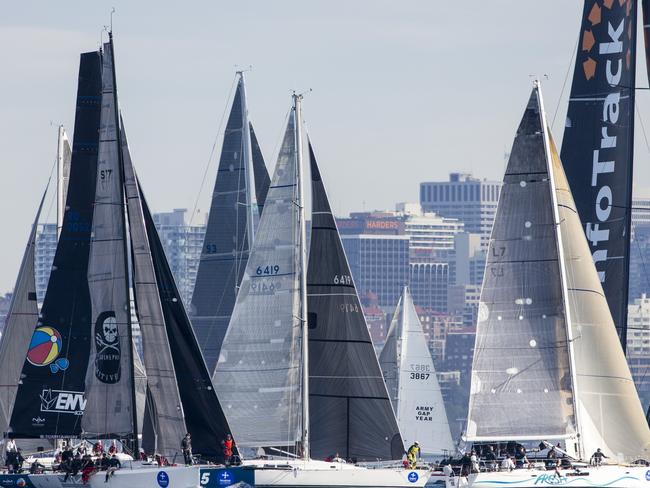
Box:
[2,1,650,291]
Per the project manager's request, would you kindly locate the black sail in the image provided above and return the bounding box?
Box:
[141,188,231,462]
[191,79,252,373]
[560,0,637,348]
[9,51,102,438]
[250,122,270,213]
[307,142,404,461]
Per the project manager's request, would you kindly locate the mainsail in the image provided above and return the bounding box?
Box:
[191,74,270,373]
[214,109,303,449]
[560,0,637,348]
[379,286,453,456]
[122,121,186,458]
[467,87,576,443]
[0,185,48,439]
[56,126,72,236]
[467,83,650,462]
[307,142,403,461]
[81,38,135,439]
[9,51,102,438]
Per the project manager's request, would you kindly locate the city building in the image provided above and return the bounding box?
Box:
[152,209,206,307]
[341,234,410,308]
[409,262,448,313]
[626,294,650,408]
[419,173,502,248]
[35,223,57,303]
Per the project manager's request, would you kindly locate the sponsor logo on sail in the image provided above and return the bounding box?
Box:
[26,326,69,374]
[39,389,86,415]
[94,311,121,384]
[31,416,45,427]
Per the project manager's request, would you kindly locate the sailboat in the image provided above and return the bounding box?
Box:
[190,72,270,373]
[211,94,427,487]
[445,83,650,488]
[3,34,232,488]
[379,286,454,457]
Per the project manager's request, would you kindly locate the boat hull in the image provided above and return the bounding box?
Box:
[444,465,650,487]
[28,466,198,488]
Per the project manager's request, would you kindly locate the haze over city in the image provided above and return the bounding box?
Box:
[3,0,650,291]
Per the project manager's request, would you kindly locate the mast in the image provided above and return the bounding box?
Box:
[239,72,256,248]
[108,31,139,453]
[294,93,309,460]
[537,81,582,460]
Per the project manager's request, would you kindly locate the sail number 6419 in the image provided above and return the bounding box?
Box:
[256,265,280,275]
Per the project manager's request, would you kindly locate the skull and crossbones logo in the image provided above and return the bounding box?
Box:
[95,315,119,353]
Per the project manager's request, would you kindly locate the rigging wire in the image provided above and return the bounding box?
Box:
[551,33,578,130]
[188,75,239,227]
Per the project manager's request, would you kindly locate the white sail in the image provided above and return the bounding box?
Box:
[56,125,72,236]
[379,287,454,456]
[547,131,650,462]
[214,109,304,448]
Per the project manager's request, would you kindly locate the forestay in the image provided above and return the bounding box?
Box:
[466,87,576,442]
[379,287,453,456]
[82,41,134,438]
[214,111,303,448]
[308,143,403,461]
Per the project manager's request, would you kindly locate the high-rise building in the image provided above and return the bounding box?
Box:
[341,234,410,308]
[35,223,57,303]
[152,209,206,307]
[626,294,650,407]
[409,262,448,312]
[419,173,502,248]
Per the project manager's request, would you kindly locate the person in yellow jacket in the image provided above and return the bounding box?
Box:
[406,441,420,468]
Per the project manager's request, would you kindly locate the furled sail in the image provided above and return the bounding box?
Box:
[466,87,576,442]
[307,142,403,461]
[560,0,637,348]
[214,111,303,448]
[122,121,186,458]
[9,51,102,438]
[191,76,256,373]
[0,185,47,438]
[379,286,454,456]
[141,187,231,462]
[81,39,135,438]
[550,129,650,461]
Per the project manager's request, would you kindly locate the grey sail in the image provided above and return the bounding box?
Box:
[81,40,135,438]
[250,122,270,213]
[466,87,575,441]
[0,185,48,439]
[214,111,303,448]
[191,76,254,373]
[122,120,186,457]
[307,142,404,461]
[133,341,147,445]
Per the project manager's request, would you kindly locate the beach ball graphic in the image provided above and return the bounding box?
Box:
[27,326,69,373]
[16,478,26,487]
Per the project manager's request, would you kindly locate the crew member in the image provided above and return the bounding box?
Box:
[181,433,192,465]
[406,441,420,469]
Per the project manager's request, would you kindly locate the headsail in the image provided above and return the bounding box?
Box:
[214,110,303,449]
[81,39,135,439]
[466,87,576,442]
[191,75,257,373]
[550,123,650,461]
[250,122,270,214]
[141,187,231,462]
[0,184,48,437]
[379,287,453,456]
[122,120,186,458]
[9,51,102,438]
[307,142,403,461]
[560,0,637,349]
[56,126,72,236]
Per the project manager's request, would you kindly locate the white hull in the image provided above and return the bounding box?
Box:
[28,465,197,488]
[444,465,650,488]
